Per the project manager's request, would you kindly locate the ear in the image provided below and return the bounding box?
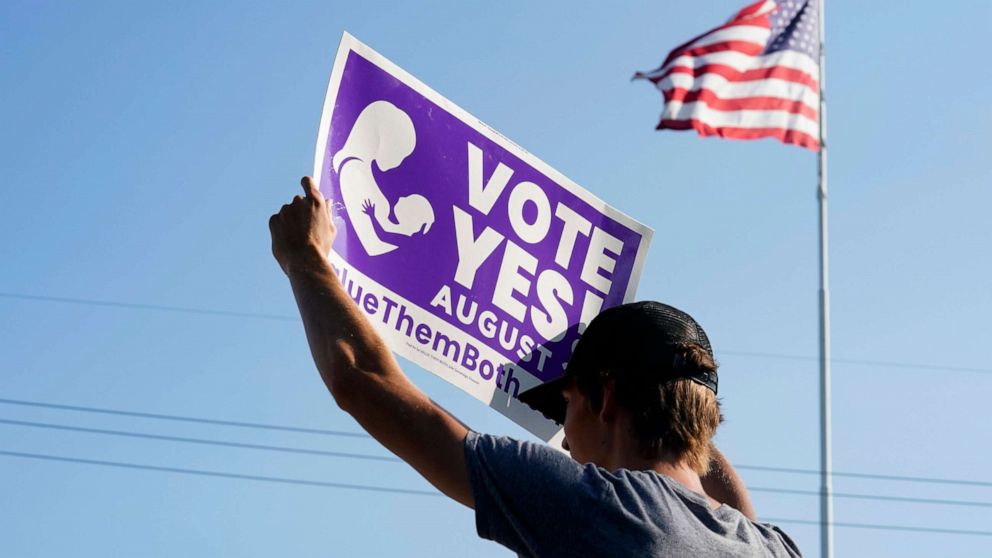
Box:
[598,376,618,423]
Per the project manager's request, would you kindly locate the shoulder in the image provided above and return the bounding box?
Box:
[463,432,619,553]
[465,431,554,456]
[464,431,577,473]
[751,521,804,557]
[464,432,607,496]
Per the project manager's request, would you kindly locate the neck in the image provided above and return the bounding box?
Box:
[599,423,716,508]
[651,459,709,500]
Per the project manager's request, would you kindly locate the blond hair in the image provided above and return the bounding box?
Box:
[577,343,723,474]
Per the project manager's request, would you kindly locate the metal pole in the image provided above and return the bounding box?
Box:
[816,1,834,557]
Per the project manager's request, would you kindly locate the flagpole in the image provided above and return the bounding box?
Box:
[816,1,834,557]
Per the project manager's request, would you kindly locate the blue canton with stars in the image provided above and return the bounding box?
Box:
[764,0,819,58]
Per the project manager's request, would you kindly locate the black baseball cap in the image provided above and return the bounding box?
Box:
[518,301,718,425]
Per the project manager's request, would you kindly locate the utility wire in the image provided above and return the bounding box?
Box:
[738,464,992,489]
[748,486,992,509]
[720,349,992,376]
[3,290,990,376]
[0,450,437,496]
[0,292,296,322]
[3,414,990,511]
[3,396,988,490]
[764,517,992,538]
[0,397,370,439]
[0,449,988,538]
[0,417,397,462]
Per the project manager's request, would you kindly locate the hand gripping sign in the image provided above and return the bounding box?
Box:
[313,34,653,441]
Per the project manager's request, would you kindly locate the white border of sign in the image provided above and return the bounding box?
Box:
[311,33,653,442]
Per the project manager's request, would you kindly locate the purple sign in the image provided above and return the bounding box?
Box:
[313,34,652,439]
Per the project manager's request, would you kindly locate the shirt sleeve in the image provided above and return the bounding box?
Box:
[755,522,804,557]
[463,431,609,557]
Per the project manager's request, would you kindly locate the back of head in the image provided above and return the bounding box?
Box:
[521,301,723,473]
[576,342,722,473]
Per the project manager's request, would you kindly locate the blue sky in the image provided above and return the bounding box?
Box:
[2,1,990,556]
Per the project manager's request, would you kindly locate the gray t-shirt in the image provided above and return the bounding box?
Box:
[465,431,802,558]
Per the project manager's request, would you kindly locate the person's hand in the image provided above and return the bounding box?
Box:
[362,199,375,217]
[269,176,335,276]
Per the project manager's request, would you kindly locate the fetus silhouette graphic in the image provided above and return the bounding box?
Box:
[332,101,435,256]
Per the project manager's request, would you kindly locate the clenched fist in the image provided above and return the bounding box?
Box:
[269,176,336,275]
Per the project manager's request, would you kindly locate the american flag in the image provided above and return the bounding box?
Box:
[634,0,821,151]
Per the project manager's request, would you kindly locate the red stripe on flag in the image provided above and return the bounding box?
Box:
[660,20,770,68]
[662,88,818,121]
[658,118,820,151]
[733,0,776,20]
[653,63,819,92]
[664,41,767,67]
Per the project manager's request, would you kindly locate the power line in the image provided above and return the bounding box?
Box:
[4,415,991,512]
[0,417,398,462]
[749,486,992,509]
[1,448,989,539]
[764,517,992,538]
[0,291,297,322]
[738,464,992,489]
[5,396,990,491]
[720,349,992,376]
[0,449,438,496]
[3,290,990,376]
[0,397,370,439]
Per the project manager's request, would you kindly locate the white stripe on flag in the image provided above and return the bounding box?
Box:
[655,73,819,111]
[682,25,771,51]
[644,49,819,83]
[737,0,778,20]
[662,100,821,137]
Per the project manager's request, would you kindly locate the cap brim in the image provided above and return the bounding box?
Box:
[517,375,572,425]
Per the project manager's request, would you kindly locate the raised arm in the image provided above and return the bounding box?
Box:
[269,176,473,507]
[701,444,756,520]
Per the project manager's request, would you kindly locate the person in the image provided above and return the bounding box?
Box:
[269,177,802,557]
